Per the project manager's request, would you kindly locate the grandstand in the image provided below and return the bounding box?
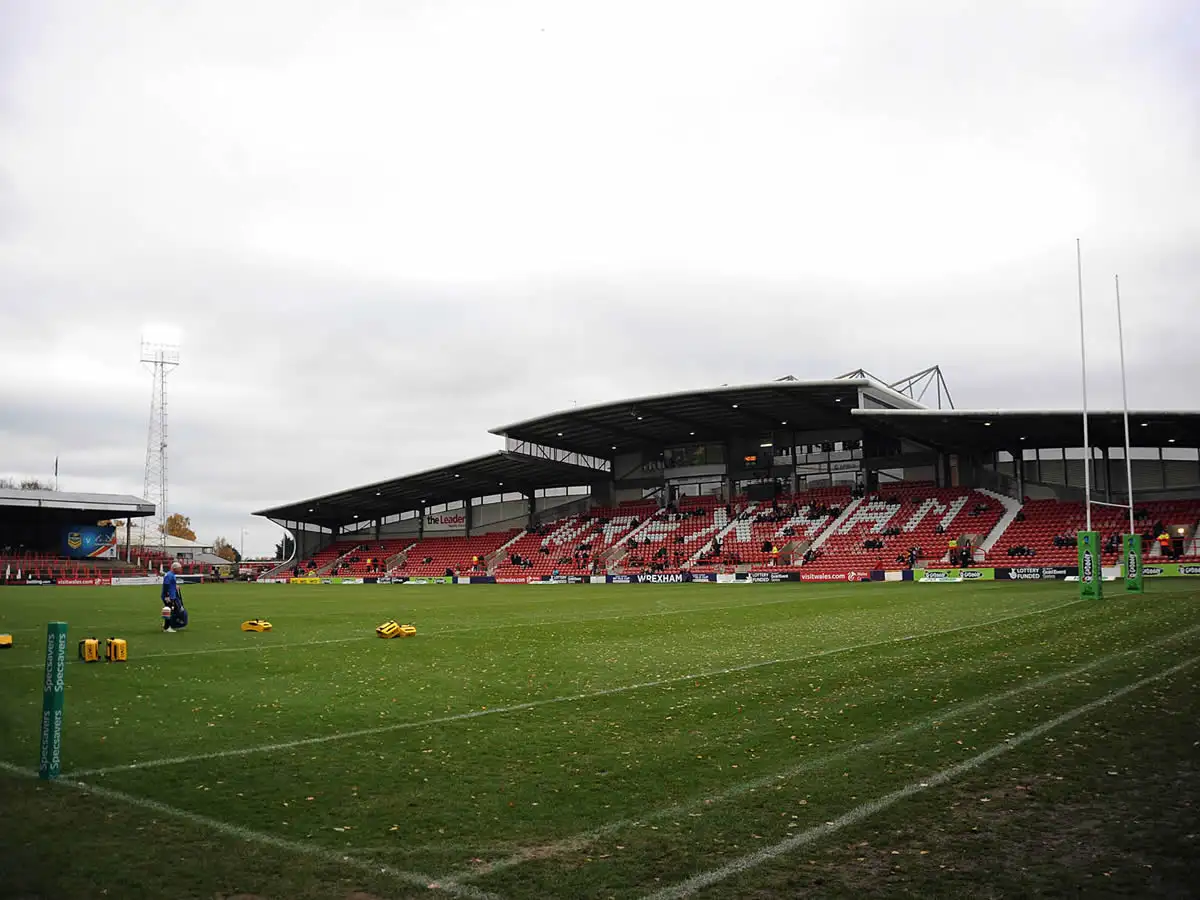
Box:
[254,369,1200,583]
[0,487,234,584]
[0,487,158,584]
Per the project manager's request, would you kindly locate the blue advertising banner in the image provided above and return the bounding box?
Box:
[62,525,117,559]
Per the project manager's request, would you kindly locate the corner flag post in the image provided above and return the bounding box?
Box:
[39,622,68,779]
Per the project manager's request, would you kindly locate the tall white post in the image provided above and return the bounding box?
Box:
[1115,275,1135,535]
[1076,239,1092,532]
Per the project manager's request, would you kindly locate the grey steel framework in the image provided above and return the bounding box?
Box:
[141,339,180,553]
[836,366,955,409]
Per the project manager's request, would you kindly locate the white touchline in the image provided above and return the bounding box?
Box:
[67,597,1086,777]
[0,759,500,900]
[639,653,1200,900]
[0,633,374,669]
[445,621,1200,881]
[0,586,851,671]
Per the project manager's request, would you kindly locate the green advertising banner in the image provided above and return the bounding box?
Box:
[1142,562,1200,578]
[916,568,996,582]
[39,621,67,780]
[1122,534,1144,593]
[1077,531,1102,599]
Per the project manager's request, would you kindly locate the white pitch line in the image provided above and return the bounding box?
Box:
[0,587,841,671]
[67,597,1086,778]
[0,581,1099,672]
[640,653,1200,900]
[0,633,375,670]
[0,759,499,900]
[447,621,1200,881]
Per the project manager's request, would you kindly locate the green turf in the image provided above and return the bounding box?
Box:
[1,581,1198,899]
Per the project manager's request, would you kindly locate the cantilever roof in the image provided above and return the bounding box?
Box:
[853,408,1200,452]
[0,488,155,517]
[254,451,608,528]
[490,378,925,459]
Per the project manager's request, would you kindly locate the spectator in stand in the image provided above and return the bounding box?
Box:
[1157,530,1173,560]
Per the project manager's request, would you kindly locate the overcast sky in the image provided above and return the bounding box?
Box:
[1,0,1197,556]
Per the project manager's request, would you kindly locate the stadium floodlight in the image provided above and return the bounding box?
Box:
[140,325,182,554]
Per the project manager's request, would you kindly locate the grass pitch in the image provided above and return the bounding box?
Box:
[1,580,1198,899]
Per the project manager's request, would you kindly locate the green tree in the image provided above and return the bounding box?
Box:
[275,535,295,560]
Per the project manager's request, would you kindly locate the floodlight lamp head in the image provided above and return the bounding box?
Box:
[140,324,182,366]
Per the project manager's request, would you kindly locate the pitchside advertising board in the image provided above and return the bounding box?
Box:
[1143,563,1200,577]
[917,568,996,582]
[62,525,117,559]
[258,565,1200,587]
[994,566,1076,580]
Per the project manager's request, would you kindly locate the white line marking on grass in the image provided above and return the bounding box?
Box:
[0,760,500,900]
[639,653,1200,900]
[0,584,1081,672]
[0,634,375,670]
[67,597,1087,778]
[447,621,1200,881]
[0,588,851,671]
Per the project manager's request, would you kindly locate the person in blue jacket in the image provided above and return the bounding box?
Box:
[161,562,189,632]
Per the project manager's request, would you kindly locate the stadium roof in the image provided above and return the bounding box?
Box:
[490,378,924,459]
[0,487,154,517]
[853,408,1200,452]
[254,451,609,527]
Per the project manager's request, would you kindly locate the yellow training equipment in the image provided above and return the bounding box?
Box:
[78,638,100,663]
[377,621,416,638]
[241,619,273,632]
[105,638,128,662]
[0,634,12,650]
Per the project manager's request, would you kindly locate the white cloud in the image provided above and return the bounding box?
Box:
[1,0,1197,555]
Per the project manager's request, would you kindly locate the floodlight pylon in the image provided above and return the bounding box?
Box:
[141,338,180,554]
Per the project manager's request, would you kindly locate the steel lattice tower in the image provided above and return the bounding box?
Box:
[141,338,180,552]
